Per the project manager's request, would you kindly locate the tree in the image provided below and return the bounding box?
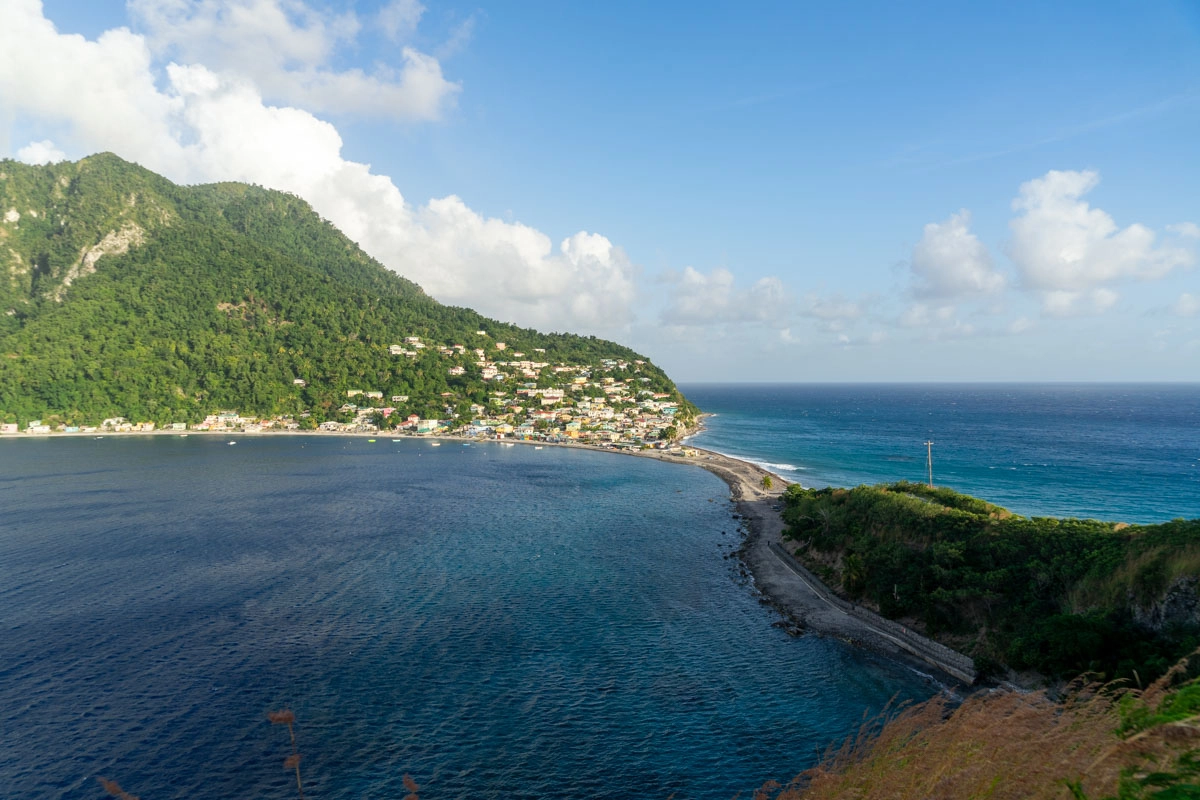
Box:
[761,474,773,490]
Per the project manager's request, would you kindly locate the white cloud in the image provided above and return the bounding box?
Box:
[436,13,478,59]
[799,294,862,321]
[1173,293,1200,317]
[1008,317,1035,334]
[796,293,864,334]
[1168,222,1200,239]
[911,210,1005,297]
[16,139,67,164]
[0,2,632,336]
[128,0,459,120]
[1009,169,1193,291]
[379,0,425,42]
[1040,287,1120,317]
[896,302,980,340]
[899,302,956,328]
[660,267,790,327]
[0,2,185,168]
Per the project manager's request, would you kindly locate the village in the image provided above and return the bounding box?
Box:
[2,334,693,450]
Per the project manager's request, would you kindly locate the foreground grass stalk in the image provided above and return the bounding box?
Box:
[268,709,305,799]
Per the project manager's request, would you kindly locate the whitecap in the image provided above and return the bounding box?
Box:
[748,460,805,473]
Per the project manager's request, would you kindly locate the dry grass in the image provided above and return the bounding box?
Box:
[760,655,1200,800]
[96,777,141,800]
[268,708,306,799]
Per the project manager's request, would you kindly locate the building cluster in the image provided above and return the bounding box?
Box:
[2,333,689,447]
[319,339,685,446]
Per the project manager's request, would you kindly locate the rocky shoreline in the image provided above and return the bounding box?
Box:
[648,443,976,686]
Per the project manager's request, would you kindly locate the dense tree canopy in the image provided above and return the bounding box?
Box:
[783,482,1200,681]
[0,154,691,426]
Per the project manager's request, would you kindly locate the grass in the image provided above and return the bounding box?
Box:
[760,653,1200,800]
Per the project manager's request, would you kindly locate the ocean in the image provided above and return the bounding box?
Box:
[0,435,931,800]
[682,383,1200,523]
[6,383,1197,799]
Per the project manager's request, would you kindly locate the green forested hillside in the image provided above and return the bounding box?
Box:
[0,153,690,426]
[782,482,1200,681]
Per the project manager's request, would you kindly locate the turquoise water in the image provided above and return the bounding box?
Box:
[682,383,1200,522]
[0,436,933,799]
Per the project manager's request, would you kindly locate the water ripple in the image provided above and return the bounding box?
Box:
[0,436,932,799]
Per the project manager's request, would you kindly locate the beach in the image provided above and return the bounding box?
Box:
[637,444,974,682]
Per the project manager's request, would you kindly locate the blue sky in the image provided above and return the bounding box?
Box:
[4,0,1199,380]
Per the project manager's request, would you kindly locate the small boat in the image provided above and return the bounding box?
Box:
[430,442,441,447]
[534,446,543,450]
[228,441,237,446]
[392,439,402,442]
[368,439,376,443]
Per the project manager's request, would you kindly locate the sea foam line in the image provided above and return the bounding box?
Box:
[699,446,806,475]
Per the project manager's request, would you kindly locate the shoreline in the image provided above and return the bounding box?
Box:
[5,425,974,684]
[647,444,976,686]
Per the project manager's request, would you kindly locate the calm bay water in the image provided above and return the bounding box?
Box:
[0,436,932,800]
[682,383,1200,523]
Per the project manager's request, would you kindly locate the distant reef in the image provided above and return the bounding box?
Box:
[781,481,1200,683]
[0,153,695,432]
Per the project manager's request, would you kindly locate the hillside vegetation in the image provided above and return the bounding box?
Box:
[782,482,1200,681]
[0,154,693,428]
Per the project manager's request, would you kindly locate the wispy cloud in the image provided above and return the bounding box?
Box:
[897,91,1200,172]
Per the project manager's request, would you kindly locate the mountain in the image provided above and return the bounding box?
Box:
[0,153,693,429]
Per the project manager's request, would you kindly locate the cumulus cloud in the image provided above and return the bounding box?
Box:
[0,1,632,335]
[128,0,459,120]
[16,139,67,164]
[895,302,984,340]
[899,302,956,329]
[796,293,864,333]
[911,210,1005,297]
[1009,169,1194,291]
[1168,222,1200,239]
[660,267,790,327]
[1041,287,1120,317]
[0,3,186,168]
[1173,293,1200,317]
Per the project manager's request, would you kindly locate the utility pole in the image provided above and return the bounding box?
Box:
[924,440,934,488]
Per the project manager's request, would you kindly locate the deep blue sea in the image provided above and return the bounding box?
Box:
[683,383,1200,523]
[0,435,933,800]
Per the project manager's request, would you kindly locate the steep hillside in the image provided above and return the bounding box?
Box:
[782,482,1200,682]
[0,154,693,428]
